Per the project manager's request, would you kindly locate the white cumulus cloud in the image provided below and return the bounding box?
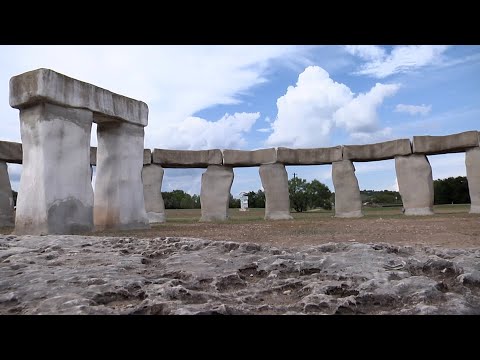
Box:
[257,128,272,133]
[344,45,386,61]
[346,45,450,78]
[334,83,400,133]
[155,112,260,150]
[265,66,399,148]
[0,45,310,149]
[395,104,432,116]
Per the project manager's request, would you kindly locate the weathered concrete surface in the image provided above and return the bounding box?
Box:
[94,122,149,231]
[277,146,342,165]
[0,141,22,164]
[200,166,234,222]
[259,164,293,220]
[15,103,94,235]
[90,147,151,166]
[1,235,479,315]
[395,155,434,215]
[332,160,363,218]
[142,164,166,223]
[143,149,152,165]
[223,149,276,167]
[10,68,148,126]
[343,139,412,162]
[466,147,480,214]
[152,149,222,168]
[413,131,479,155]
[0,162,14,227]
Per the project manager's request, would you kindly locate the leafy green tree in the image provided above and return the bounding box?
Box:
[247,190,265,208]
[229,194,240,208]
[288,177,308,212]
[306,179,332,210]
[192,194,201,209]
[162,190,194,209]
[287,177,333,212]
[434,176,470,205]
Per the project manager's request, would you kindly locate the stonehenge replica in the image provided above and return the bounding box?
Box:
[8,68,149,234]
[0,68,479,235]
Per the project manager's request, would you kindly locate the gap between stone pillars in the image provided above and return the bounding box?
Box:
[14,103,94,234]
[332,160,363,218]
[94,121,149,230]
[200,165,234,222]
[466,147,480,214]
[395,154,434,216]
[259,163,293,220]
[142,164,166,223]
[0,161,15,227]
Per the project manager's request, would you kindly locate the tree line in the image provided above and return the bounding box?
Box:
[9,176,473,209]
[161,190,240,209]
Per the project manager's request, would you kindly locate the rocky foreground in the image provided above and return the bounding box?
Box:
[1,235,479,314]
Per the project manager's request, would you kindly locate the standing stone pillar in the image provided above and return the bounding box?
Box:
[466,147,480,214]
[200,165,234,221]
[0,162,15,227]
[395,154,434,215]
[142,164,166,223]
[10,68,150,234]
[259,163,293,220]
[13,103,94,234]
[332,160,363,218]
[94,122,149,230]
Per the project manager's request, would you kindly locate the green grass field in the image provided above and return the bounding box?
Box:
[164,204,471,223]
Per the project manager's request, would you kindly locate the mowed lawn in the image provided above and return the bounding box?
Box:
[164,204,472,223]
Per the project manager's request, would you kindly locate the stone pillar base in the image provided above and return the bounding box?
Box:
[0,161,14,227]
[200,165,233,222]
[14,103,93,235]
[404,207,434,216]
[469,205,480,214]
[466,147,480,213]
[147,212,166,223]
[94,121,149,231]
[335,210,363,218]
[395,155,434,217]
[260,163,293,221]
[265,211,293,220]
[332,160,363,218]
[142,164,166,224]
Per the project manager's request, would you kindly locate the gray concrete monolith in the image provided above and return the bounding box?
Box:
[332,160,363,218]
[223,148,276,167]
[94,122,149,230]
[343,139,412,162]
[14,103,94,234]
[395,154,434,215]
[142,164,166,223]
[0,162,14,227]
[259,163,293,220]
[276,146,342,165]
[466,147,480,214]
[413,131,479,155]
[152,149,222,168]
[200,165,234,221]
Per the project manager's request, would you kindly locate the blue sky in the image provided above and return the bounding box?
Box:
[1,45,479,196]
